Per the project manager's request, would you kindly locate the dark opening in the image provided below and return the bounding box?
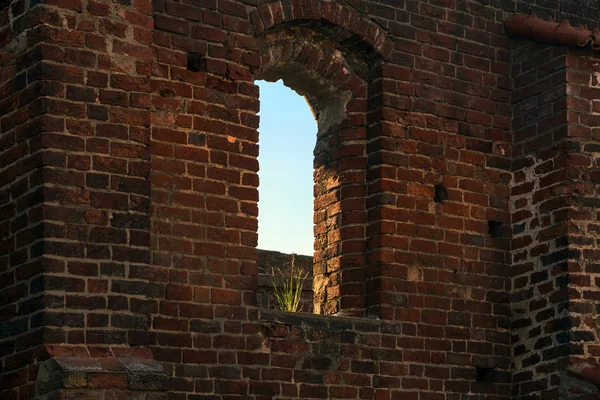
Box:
[189,132,206,147]
[487,220,503,238]
[187,52,206,72]
[434,184,448,203]
[476,367,494,383]
[159,88,175,98]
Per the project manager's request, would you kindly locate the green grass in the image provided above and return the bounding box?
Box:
[271,253,309,312]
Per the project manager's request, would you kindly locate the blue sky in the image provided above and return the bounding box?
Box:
[257,80,317,256]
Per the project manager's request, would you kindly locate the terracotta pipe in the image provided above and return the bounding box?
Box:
[504,13,600,50]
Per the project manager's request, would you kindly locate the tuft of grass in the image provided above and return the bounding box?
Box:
[271,253,309,313]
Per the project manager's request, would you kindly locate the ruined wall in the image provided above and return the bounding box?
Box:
[0,0,599,399]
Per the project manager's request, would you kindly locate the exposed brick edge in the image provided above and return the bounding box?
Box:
[250,0,394,58]
[36,356,168,395]
[567,357,600,388]
[504,13,600,50]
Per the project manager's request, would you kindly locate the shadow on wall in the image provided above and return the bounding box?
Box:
[257,249,314,313]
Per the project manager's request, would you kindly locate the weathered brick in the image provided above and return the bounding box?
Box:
[3,2,600,400]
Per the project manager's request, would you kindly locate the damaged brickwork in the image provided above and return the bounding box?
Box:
[0,0,599,399]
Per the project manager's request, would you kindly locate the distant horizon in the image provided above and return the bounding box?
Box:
[256,80,317,256]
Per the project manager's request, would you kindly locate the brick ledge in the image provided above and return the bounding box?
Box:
[260,308,385,328]
[36,356,168,395]
[568,357,600,388]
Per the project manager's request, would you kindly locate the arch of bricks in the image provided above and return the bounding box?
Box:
[250,0,394,59]
[0,0,600,398]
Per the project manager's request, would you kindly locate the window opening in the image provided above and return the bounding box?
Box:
[255,79,317,313]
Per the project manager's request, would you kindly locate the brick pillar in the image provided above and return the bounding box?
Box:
[366,31,513,343]
[556,51,600,397]
[562,50,600,349]
[509,40,570,398]
[34,0,155,346]
[510,42,600,398]
[0,0,69,397]
[0,0,160,396]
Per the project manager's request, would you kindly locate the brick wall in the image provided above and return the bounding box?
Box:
[0,0,599,399]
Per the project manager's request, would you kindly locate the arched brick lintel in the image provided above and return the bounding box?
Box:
[255,34,368,100]
[249,0,394,60]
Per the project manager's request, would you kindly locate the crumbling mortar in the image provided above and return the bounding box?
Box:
[510,152,565,375]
